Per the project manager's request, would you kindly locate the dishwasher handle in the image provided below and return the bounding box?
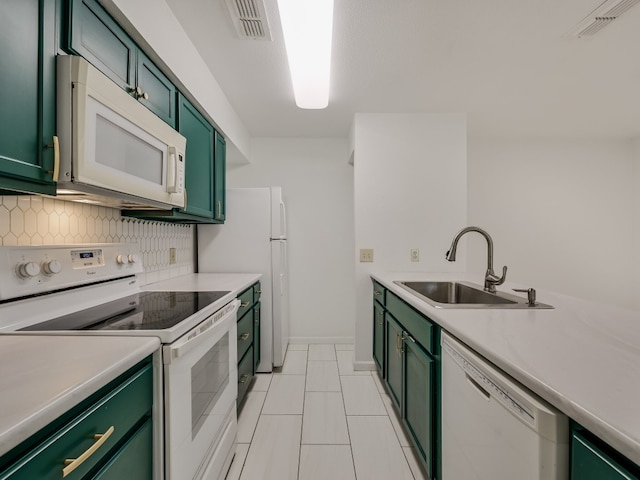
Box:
[466,373,490,400]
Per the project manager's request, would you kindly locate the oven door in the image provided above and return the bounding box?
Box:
[162,300,239,480]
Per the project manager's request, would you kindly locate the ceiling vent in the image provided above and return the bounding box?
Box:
[568,0,640,37]
[225,0,272,41]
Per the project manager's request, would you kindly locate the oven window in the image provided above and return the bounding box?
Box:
[191,332,229,438]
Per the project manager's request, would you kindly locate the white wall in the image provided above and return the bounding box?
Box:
[353,114,467,367]
[226,138,355,343]
[467,137,637,309]
[633,140,640,311]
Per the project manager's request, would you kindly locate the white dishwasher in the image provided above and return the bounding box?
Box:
[441,332,569,480]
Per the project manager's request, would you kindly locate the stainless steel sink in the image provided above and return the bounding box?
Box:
[394,281,553,309]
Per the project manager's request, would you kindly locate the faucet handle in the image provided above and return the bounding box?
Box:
[489,265,507,286]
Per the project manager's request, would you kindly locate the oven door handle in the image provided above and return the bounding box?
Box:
[163,299,240,364]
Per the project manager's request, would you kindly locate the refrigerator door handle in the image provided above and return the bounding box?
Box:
[280,200,287,239]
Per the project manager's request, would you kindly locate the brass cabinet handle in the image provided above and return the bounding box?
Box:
[240,332,250,341]
[62,426,115,477]
[46,136,60,182]
[374,291,381,296]
[239,374,249,384]
[216,201,222,219]
[240,302,249,308]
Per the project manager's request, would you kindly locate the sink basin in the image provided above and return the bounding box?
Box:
[394,281,553,309]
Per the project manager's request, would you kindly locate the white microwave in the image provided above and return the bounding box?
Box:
[56,55,186,209]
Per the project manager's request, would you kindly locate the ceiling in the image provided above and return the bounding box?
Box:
[165,0,640,139]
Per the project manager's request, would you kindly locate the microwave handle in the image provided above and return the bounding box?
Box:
[166,146,181,194]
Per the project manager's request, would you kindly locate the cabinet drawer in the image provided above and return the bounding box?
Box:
[386,292,434,354]
[572,430,640,480]
[253,282,261,301]
[92,419,152,480]
[237,287,254,320]
[237,309,254,362]
[0,364,152,480]
[373,281,386,306]
[237,345,254,406]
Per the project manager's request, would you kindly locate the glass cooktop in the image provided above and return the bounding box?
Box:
[21,291,231,332]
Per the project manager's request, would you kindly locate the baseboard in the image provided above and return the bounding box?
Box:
[289,336,355,345]
[354,360,376,371]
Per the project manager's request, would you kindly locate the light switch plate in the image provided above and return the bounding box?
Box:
[360,248,374,262]
[169,248,177,264]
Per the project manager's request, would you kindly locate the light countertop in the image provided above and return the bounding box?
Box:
[371,271,640,466]
[0,335,160,457]
[142,273,261,295]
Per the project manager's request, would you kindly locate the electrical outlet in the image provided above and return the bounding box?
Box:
[410,248,420,262]
[359,248,374,262]
[169,248,177,264]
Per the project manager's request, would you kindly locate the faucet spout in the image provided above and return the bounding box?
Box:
[445,226,507,293]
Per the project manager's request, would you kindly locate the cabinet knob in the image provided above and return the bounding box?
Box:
[240,333,250,341]
[141,91,149,100]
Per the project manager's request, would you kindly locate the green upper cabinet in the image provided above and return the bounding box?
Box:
[179,95,215,219]
[67,0,176,127]
[136,50,177,127]
[213,131,226,222]
[0,0,58,195]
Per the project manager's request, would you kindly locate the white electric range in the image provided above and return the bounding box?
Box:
[0,244,239,480]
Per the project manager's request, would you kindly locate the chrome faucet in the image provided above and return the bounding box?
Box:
[445,226,507,294]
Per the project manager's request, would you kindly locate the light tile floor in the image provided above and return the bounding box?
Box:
[225,344,428,480]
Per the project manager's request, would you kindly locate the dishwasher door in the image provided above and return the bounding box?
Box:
[441,332,569,480]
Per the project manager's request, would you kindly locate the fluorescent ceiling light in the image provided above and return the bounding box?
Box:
[277,0,334,109]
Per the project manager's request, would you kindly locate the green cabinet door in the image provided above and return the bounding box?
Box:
[178,95,215,219]
[373,301,385,374]
[0,0,57,194]
[572,430,640,480]
[213,131,226,223]
[384,315,403,409]
[92,419,153,480]
[403,335,435,477]
[68,0,136,91]
[136,50,177,127]
[253,302,261,371]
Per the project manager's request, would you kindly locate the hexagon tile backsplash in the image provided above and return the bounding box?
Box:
[0,195,195,285]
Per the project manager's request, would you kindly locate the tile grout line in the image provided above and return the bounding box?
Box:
[336,345,359,480]
[296,347,310,480]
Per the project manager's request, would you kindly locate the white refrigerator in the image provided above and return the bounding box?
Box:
[197,187,289,371]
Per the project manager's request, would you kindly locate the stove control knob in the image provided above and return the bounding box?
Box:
[16,262,41,279]
[42,259,62,275]
[127,254,140,264]
[116,254,126,265]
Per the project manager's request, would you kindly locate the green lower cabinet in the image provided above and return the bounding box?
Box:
[0,0,57,194]
[373,301,385,373]
[92,419,152,480]
[571,427,640,480]
[384,315,403,409]
[237,345,254,408]
[253,302,261,371]
[403,336,435,474]
[373,281,440,479]
[0,360,153,480]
